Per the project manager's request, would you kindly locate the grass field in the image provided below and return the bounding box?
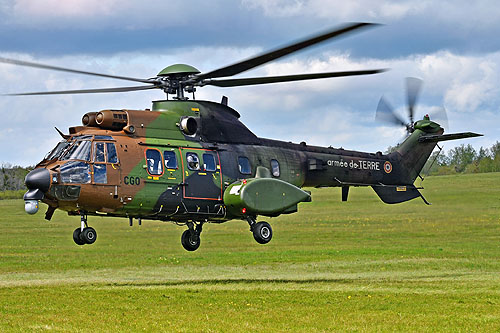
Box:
[0,173,499,331]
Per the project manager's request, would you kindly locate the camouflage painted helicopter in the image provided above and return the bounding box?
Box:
[2,23,481,251]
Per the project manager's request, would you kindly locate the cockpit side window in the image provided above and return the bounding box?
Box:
[106,143,118,164]
[94,142,105,163]
[61,140,91,161]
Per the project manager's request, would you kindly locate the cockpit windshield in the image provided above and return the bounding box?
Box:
[60,161,91,184]
[60,140,91,161]
[44,140,70,161]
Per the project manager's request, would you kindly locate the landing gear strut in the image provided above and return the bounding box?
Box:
[247,216,273,244]
[181,222,203,251]
[73,213,97,246]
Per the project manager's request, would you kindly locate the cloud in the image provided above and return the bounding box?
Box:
[0,31,499,165]
[12,0,119,19]
[241,0,304,17]
[242,0,427,20]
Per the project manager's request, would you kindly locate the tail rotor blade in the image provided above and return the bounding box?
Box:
[429,106,449,130]
[376,96,407,127]
[406,77,423,124]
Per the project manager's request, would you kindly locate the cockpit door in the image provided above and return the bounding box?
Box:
[92,141,121,199]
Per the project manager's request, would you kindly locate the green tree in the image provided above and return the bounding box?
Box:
[490,141,500,159]
[447,144,477,173]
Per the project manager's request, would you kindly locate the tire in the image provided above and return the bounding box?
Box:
[181,230,200,251]
[253,221,273,244]
[81,227,97,244]
[73,228,85,246]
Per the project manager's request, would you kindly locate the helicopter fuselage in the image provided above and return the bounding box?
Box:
[27,99,441,224]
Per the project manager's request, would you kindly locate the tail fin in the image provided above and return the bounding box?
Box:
[392,127,444,184]
[372,122,482,204]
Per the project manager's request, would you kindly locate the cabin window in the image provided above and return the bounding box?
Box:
[238,156,251,175]
[164,151,178,169]
[186,152,200,171]
[145,149,163,175]
[106,143,118,163]
[93,164,107,184]
[61,140,91,161]
[60,161,91,184]
[271,159,280,177]
[94,142,105,163]
[203,153,217,172]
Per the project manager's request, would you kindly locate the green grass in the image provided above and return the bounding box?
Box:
[0,173,499,331]
[0,190,24,200]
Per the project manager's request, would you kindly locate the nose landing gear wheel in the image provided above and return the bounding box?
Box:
[181,229,201,251]
[252,221,273,244]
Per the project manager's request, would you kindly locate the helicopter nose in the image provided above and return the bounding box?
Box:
[23,168,50,214]
[25,168,50,192]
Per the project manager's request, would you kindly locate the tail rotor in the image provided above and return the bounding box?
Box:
[375,77,447,136]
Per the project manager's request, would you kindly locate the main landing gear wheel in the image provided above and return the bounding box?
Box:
[81,227,97,244]
[181,229,201,251]
[73,213,97,245]
[73,227,97,245]
[73,228,85,246]
[252,221,273,244]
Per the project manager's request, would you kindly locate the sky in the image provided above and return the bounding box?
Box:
[0,0,499,166]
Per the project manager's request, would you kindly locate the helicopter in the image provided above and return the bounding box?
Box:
[2,22,481,251]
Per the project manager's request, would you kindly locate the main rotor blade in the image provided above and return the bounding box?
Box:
[194,22,379,81]
[376,96,408,127]
[201,69,387,87]
[4,85,157,96]
[406,77,422,124]
[0,57,154,84]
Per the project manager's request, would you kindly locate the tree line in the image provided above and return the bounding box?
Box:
[0,164,33,199]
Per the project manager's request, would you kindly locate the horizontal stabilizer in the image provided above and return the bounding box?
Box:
[418,132,482,143]
[372,184,428,204]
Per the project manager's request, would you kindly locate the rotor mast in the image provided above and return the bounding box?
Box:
[156,64,200,100]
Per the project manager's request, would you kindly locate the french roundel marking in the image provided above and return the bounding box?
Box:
[384,161,392,174]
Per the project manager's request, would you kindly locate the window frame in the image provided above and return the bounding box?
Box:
[106,142,119,164]
[270,159,280,177]
[238,156,252,175]
[93,163,107,184]
[60,161,91,184]
[145,148,164,176]
[163,150,178,170]
[203,153,217,172]
[93,142,106,163]
[60,140,92,161]
[186,152,201,171]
